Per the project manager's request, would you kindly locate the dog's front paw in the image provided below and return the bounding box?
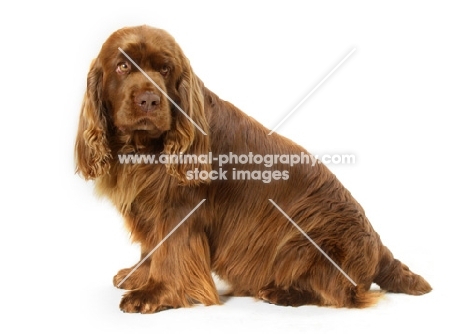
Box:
[113,265,149,290]
[120,289,169,314]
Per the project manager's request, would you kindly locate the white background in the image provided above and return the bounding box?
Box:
[1,0,466,333]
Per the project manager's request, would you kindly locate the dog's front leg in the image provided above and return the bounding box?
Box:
[119,225,220,313]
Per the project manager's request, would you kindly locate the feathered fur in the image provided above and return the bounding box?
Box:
[75,25,431,313]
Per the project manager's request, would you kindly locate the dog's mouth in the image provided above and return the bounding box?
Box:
[116,117,163,135]
[114,100,172,138]
[134,118,156,131]
[121,116,172,139]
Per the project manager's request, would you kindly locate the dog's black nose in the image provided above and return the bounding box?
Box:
[135,91,160,112]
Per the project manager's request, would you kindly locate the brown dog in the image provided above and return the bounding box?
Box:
[75,25,431,313]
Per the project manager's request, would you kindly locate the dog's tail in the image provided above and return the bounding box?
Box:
[374,245,432,295]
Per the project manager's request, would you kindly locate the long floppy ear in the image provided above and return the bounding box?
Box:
[75,58,111,180]
[164,56,211,185]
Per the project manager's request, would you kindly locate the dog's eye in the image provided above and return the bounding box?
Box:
[116,62,131,74]
[160,65,170,77]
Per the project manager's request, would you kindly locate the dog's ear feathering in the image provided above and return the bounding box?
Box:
[75,58,112,180]
[163,55,211,185]
[76,26,431,313]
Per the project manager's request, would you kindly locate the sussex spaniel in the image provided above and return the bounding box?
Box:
[75,25,431,313]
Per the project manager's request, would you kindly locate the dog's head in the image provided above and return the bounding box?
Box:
[75,26,210,184]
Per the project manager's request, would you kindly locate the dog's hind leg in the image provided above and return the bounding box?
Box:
[257,283,324,306]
